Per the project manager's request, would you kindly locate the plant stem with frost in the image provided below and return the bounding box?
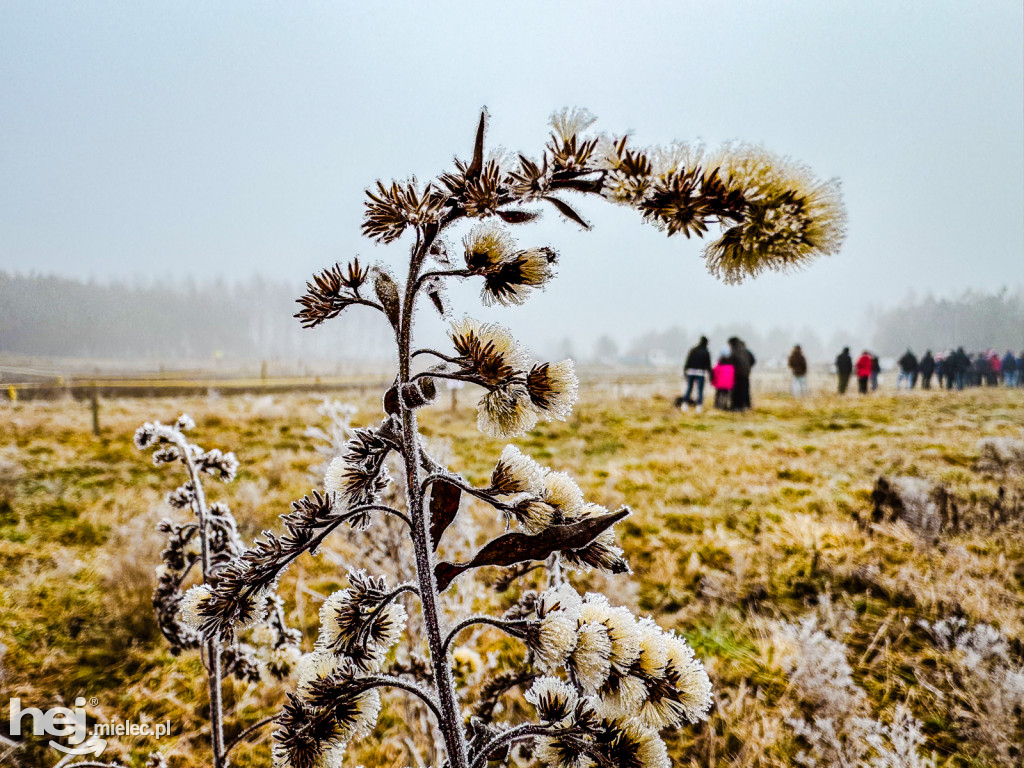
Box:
[176,435,227,768]
[396,230,471,768]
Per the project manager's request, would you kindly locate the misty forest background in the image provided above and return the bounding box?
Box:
[1,272,1021,368]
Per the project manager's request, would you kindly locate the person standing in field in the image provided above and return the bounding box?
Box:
[897,349,918,390]
[856,350,873,394]
[919,350,935,389]
[711,348,734,410]
[973,352,991,387]
[870,353,880,391]
[987,350,1001,386]
[728,336,756,411]
[951,347,969,389]
[788,344,809,397]
[934,351,948,389]
[1001,350,1018,387]
[835,346,853,394]
[679,335,712,412]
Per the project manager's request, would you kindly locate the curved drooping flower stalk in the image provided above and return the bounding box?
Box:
[182,107,844,768]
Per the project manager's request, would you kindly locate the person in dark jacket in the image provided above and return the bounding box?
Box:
[897,349,918,390]
[1002,350,1018,387]
[788,345,808,397]
[951,347,969,389]
[835,347,853,394]
[919,350,935,389]
[935,352,948,389]
[870,353,880,391]
[973,353,991,387]
[679,335,712,411]
[728,337,756,411]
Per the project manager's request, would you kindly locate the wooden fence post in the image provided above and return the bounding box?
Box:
[91,385,101,436]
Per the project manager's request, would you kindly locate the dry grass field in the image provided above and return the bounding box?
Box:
[1,380,1021,767]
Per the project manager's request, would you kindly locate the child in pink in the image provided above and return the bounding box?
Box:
[712,351,734,410]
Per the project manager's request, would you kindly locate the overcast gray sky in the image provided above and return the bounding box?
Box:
[2,1,1021,353]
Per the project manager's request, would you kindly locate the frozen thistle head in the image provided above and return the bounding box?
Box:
[525,676,579,724]
[542,472,586,518]
[550,107,598,144]
[477,384,539,439]
[490,444,547,496]
[567,621,614,693]
[701,143,846,283]
[449,317,532,386]
[322,421,395,510]
[276,653,383,767]
[315,571,407,672]
[527,584,713,731]
[461,223,558,306]
[527,360,578,421]
[178,584,213,634]
[531,610,581,672]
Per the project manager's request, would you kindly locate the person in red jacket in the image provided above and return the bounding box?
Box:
[856,350,874,394]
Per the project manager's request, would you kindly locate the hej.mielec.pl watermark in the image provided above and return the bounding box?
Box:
[8,697,173,756]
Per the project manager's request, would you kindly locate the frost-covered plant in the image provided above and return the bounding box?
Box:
[307,400,493,764]
[175,107,844,767]
[976,434,1024,475]
[778,615,937,768]
[305,399,360,478]
[777,616,862,711]
[919,618,1024,763]
[789,705,936,768]
[134,416,302,768]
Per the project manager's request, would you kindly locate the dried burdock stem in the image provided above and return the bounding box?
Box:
[395,228,473,768]
[441,616,531,657]
[468,724,566,768]
[219,715,278,760]
[171,432,227,768]
[137,420,302,768]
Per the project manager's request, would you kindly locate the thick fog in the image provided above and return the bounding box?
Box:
[1,2,1021,358]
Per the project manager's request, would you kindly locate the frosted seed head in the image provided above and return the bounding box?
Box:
[491,444,548,495]
[527,359,579,421]
[542,471,585,516]
[476,384,540,439]
[533,611,580,671]
[568,622,613,693]
[525,676,579,723]
[177,584,212,633]
[463,222,517,272]
[539,582,584,618]
[550,107,598,143]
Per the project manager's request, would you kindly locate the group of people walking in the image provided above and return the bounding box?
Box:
[890,348,1022,391]
[833,347,880,394]
[680,336,1022,410]
[678,336,756,412]
[834,347,1023,394]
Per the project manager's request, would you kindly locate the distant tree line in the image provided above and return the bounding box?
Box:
[870,288,1023,356]
[0,272,393,361]
[3,273,1019,366]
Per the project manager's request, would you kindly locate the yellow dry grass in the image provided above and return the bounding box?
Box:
[0,382,1021,767]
